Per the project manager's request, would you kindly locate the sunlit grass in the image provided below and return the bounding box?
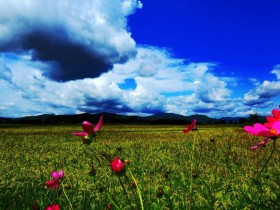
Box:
[0,124,279,209]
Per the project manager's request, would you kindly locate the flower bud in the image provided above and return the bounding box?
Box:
[111,157,125,174]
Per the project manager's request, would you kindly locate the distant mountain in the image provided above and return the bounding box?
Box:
[144,113,217,124]
[0,112,254,125]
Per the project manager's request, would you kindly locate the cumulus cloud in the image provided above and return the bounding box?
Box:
[190,64,231,103]
[243,66,280,106]
[0,46,238,118]
[0,0,142,81]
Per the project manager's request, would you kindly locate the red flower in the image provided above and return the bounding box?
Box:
[45,204,60,210]
[183,119,196,133]
[45,179,59,189]
[264,109,280,128]
[110,157,125,174]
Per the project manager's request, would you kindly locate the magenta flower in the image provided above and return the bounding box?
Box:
[46,169,64,189]
[45,204,60,210]
[244,121,280,150]
[72,115,104,144]
[244,121,280,138]
[111,157,125,174]
[264,109,280,128]
[183,119,196,133]
[51,169,64,180]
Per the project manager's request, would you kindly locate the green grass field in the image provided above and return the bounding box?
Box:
[0,124,279,209]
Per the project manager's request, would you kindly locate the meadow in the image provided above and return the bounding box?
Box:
[0,123,279,209]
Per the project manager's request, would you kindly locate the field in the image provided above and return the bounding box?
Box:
[0,123,279,209]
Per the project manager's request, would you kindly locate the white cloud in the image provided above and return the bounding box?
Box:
[271,64,280,80]
[0,45,241,118]
[0,0,142,81]
[243,66,280,106]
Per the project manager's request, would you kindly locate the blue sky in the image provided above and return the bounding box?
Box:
[0,0,279,118]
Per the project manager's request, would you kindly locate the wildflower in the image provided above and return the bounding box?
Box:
[51,170,64,180]
[244,121,280,138]
[46,169,64,189]
[45,204,60,210]
[111,157,125,174]
[244,121,280,150]
[45,179,60,189]
[71,115,103,145]
[264,109,280,128]
[183,119,196,133]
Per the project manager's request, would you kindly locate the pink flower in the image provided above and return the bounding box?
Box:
[51,170,64,180]
[46,169,64,189]
[264,109,280,128]
[72,115,103,144]
[244,120,280,150]
[183,119,196,133]
[111,157,125,174]
[45,204,60,210]
[244,121,280,138]
[250,138,271,150]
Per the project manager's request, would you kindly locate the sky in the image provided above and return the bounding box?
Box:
[0,0,280,119]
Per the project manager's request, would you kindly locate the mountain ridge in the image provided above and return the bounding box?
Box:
[0,112,254,125]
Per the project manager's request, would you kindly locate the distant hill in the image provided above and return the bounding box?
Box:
[0,112,256,125]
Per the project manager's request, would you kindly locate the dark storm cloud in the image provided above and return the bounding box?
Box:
[81,99,134,114]
[0,0,140,81]
[0,28,116,81]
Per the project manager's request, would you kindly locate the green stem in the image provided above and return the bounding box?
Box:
[106,193,121,210]
[256,139,276,179]
[128,167,144,210]
[61,183,73,210]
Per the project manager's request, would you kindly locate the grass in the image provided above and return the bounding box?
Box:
[0,123,279,209]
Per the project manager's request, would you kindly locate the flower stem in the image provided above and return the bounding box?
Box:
[128,167,144,210]
[256,139,276,179]
[61,183,73,210]
[106,193,121,210]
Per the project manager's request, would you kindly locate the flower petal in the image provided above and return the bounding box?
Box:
[93,115,104,132]
[45,203,60,210]
[272,109,280,119]
[271,121,280,135]
[244,125,258,135]
[51,171,60,180]
[58,170,64,179]
[250,145,259,150]
[244,123,269,135]
[82,121,93,134]
[71,132,88,137]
